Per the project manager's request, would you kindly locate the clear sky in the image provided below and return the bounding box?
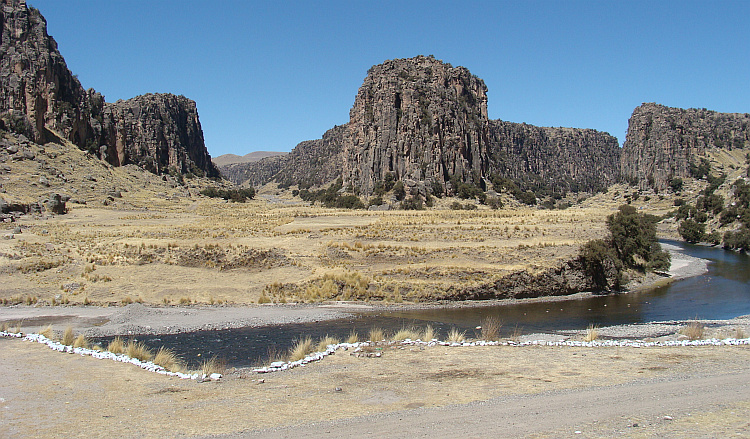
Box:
[29,0,750,158]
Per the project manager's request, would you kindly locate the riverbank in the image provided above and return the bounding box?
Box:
[0,239,712,338]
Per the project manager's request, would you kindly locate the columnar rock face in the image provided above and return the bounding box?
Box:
[621,103,750,190]
[99,94,216,176]
[0,0,98,144]
[0,0,218,178]
[488,122,621,193]
[233,56,621,195]
[343,56,489,194]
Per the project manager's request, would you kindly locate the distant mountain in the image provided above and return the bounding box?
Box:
[226,56,621,195]
[213,151,286,167]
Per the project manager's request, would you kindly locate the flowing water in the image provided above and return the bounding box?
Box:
[94,240,750,368]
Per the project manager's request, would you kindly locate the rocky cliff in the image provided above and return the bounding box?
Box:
[621,103,750,190]
[230,56,621,195]
[0,0,218,178]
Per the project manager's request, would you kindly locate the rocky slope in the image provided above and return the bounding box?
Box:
[229,56,621,195]
[213,151,286,167]
[0,0,218,178]
[621,103,750,191]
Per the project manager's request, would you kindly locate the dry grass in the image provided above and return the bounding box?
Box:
[126,340,153,362]
[38,325,54,340]
[315,335,340,352]
[393,327,421,341]
[346,329,360,344]
[446,328,466,343]
[368,327,386,343]
[200,356,226,376]
[735,327,748,339]
[288,336,314,361]
[61,326,76,346]
[107,336,126,354]
[422,325,436,341]
[153,347,184,372]
[480,316,502,341]
[584,323,600,342]
[681,321,705,340]
[73,334,89,348]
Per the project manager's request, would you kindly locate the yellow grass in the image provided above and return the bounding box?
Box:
[73,334,89,348]
[480,316,502,341]
[584,323,599,342]
[200,356,226,376]
[446,328,466,343]
[421,325,436,341]
[315,335,340,352]
[61,326,76,346]
[288,337,313,361]
[107,336,126,354]
[153,347,184,372]
[368,327,386,343]
[38,325,54,340]
[393,327,422,341]
[346,329,360,344]
[126,341,153,362]
[681,321,705,340]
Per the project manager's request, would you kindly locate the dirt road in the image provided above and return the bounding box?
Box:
[225,372,750,438]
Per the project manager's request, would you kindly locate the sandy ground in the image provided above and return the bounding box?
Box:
[2,336,749,439]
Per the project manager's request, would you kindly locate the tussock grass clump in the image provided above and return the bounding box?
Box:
[480,316,502,341]
[735,327,748,339]
[315,335,340,352]
[61,326,76,346]
[346,329,360,344]
[393,327,421,341]
[200,356,226,376]
[39,325,54,340]
[584,323,599,342]
[368,327,386,343]
[421,325,435,341]
[446,328,466,343]
[107,336,126,354]
[126,340,153,362]
[681,321,705,340]
[288,336,314,361]
[153,347,184,372]
[73,334,89,348]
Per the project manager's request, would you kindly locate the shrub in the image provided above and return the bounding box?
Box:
[607,205,668,269]
[678,219,706,243]
[680,321,705,340]
[421,325,436,341]
[392,181,406,201]
[400,196,424,210]
[200,356,226,375]
[723,227,750,251]
[516,190,537,206]
[579,239,623,289]
[315,335,340,352]
[670,177,684,192]
[200,187,255,202]
[153,347,184,372]
[368,327,386,343]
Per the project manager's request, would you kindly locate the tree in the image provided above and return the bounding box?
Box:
[678,219,706,243]
[606,205,669,270]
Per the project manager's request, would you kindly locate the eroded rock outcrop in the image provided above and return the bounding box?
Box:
[0,0,218,178]
[621,103,750,190]
[230,56,621,195]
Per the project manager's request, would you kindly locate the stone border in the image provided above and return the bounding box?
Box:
[251,336,750,373]
[0,331,221,381]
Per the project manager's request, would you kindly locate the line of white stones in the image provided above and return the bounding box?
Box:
[252,336,750,373]
[0,331,222,381]
[4,329,748,378]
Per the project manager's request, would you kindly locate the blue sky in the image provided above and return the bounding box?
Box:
[30,1,750,157]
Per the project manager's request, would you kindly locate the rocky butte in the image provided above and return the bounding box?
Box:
[227,56,622,196]
[621,102,750,191]
[0,0,218,177]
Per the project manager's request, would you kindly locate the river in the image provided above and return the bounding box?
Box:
[95,240,750,368]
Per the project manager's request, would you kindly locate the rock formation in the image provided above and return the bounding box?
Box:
[621,103,750,190]
[0,0,219,178]
[230,56,621,195]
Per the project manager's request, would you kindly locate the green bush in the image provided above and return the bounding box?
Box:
[678,219,706,243]
[670,177,684,192]
[200,186,255,202]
